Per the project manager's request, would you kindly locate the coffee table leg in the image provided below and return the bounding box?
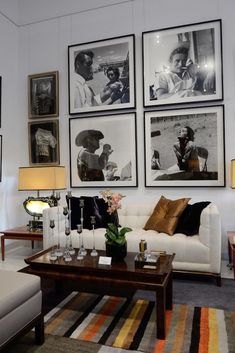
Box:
[166,271,173,310]
[156,286,166,339]
[1,235,5,261]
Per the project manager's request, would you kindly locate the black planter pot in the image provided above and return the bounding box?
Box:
[105,241,127,262]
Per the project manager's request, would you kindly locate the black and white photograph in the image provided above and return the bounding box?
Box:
[144,105,225,187]
[0,135,2,182]
[69,113,137,187]
[28,71,59,118]
[28,120,60,166]
[143,20,223,107]
[68,35,135,114]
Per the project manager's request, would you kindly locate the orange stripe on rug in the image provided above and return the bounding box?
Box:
[199,307,209,353]
[81,296,122,341]
[154,307,173,353]
[113,299,148,348]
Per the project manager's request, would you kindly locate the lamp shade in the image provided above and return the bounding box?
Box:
[18,166,66,191]
[231,160,235,188]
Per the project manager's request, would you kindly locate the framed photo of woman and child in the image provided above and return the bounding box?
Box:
[143,19,223,107]
[68,34,135,115]
[69,113,138,187]
[144,105,225,187]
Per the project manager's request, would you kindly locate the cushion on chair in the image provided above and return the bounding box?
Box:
[144,195,191,235]
[67,196,119,230]
[0,270,41,319]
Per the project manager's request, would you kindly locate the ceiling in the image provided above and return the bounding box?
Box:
[0,0,133,26]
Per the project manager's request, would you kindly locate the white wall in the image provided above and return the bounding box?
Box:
[0,0,234,259]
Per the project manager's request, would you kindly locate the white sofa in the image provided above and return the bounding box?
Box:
[43,202,221,285]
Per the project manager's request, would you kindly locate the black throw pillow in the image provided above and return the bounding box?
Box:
[175,201,211,236]
[66,196,119,230]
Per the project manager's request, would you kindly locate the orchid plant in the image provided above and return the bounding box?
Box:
[100,189,132,246]
[100,189,125,215]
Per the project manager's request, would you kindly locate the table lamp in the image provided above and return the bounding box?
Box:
[231,160,235,188]
[18,166,66,230]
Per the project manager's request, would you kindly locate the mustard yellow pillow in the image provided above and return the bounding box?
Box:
[144,196,191,235]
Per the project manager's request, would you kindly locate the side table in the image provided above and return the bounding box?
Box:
[1,226,43,261]
[227,231,235,280]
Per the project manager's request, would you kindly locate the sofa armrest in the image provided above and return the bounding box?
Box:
[199,203,221,273]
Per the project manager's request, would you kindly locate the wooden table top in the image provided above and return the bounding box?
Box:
[25,248,174,284]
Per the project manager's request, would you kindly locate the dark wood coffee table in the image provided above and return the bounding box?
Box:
[25,248,175,339]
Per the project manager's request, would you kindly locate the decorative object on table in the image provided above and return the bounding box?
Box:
[76,224,84,260]
[28,119,60,166]
[49,219,57,261]
[104,223,132,261]
[79,199,87,255]
[18,166,66,231]
[63,205,75,255]
[69,113,138,187]
[134,252,160,269]
[101,188,130,261]
[90,216,98,256]
[28,70,59,119]
[64,222,72,262]
[68,34,135,115]
[100,189,125,225]
[144,105,225,187]
[142,19,223,108]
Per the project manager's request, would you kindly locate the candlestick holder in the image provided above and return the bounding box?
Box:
[79,199,87,255]
[76,224,84,260]
[90,216,98,256]
[55,207,63,257]
[49,219,57,261]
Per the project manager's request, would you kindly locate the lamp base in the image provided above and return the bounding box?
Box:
[28,220,43,232]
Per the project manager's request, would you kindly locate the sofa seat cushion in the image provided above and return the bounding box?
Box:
[125,229,209,264]
[0,270,41,319]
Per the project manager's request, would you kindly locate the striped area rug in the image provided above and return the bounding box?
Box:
[44,291,235,353]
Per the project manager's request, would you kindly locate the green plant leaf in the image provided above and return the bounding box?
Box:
[119,227,132,237]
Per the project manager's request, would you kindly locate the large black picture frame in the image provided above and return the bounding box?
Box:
[143,19,223,107]
[144,105,225,187]
[68,34,136,115]
[69,113,138,188]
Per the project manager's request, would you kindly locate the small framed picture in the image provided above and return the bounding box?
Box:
[68,34,135,114]
[28,120,60,166]
[28,71,59,118]
[0,135,2,181]
[143,19,223,107]
[69,113,138,187]
[144,105,225,187]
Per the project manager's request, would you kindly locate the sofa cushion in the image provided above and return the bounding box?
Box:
[67,196,119,230]
[175,201,211,236]
[144,196,190,235]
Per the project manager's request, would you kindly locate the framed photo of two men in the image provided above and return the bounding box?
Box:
[143,19,223,107]
[68,34,135,115]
